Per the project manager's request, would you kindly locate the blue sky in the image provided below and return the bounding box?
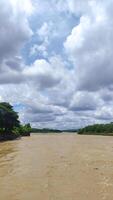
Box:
[0,0,113,129]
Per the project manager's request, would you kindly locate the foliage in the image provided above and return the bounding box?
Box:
[0,102,31,140]
[78,122,113,135]
[31,128,62,133]
[18,123,31,136]
[12,124,31,137]
[0,102,20,133]
[12,126,21,137]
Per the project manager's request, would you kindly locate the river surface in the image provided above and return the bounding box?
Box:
[0,133,113,200]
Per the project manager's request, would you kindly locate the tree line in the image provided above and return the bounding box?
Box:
[31,128,62,133]
[0,102,31,140]
[78,122,113,135]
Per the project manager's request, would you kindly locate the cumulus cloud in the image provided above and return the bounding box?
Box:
[0,0,32,63]
[70,91,100,111]
[23,56,66,89]
[1,0,113,129]
[0,0,33,85]
[64,0,113,91]
[30,22,53,57]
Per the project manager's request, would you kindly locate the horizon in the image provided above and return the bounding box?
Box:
[0,0,113,129]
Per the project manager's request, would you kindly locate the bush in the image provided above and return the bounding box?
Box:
[12,127,21,137]
[18,124,31,136]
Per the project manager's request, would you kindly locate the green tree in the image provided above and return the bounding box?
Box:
[18,123,31,136]
[78,122,113,136]
[0,102,20,134]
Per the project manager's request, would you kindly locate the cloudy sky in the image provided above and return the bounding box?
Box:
[0,0,113,129]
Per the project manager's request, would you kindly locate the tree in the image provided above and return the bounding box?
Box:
[0,102,20,134]
[78,122,113,135]
[18,123,31,136]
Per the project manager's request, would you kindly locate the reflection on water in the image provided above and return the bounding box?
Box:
[0,134,113,200]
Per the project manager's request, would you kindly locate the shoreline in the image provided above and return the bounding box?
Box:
[1,131,113,142]
[78,132,113,136]
[0,133,30,142]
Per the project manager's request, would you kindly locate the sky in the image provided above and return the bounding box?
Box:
[0,0,113,129]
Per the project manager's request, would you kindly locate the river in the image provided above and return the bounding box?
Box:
[0,133,113,200]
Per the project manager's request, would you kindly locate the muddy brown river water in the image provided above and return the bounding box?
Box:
[0,134,113,200]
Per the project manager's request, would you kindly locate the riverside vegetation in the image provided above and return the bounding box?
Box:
[31,128,62,133]
[1,101,113,141]
[0,102,31,141]
[78,122,113,136]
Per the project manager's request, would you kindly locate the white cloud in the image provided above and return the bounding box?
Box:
[10,0,34,15]
[1,0,113,129]
[30,44,48,57]
[30,21,58,57]
[70,91,101,111]
[23,57,64,89]
[64,0,113,91]
[0,0,33,64]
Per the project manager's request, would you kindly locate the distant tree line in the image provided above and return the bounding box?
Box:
[31,128,62,133]
[78,122,113,135]
[0,102,31,140]
[62,129,78,133]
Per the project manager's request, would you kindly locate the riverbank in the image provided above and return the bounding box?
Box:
[0,133,113,200]
[78,132,113,136]
[0,132,30,142]
[0,134,20,141]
